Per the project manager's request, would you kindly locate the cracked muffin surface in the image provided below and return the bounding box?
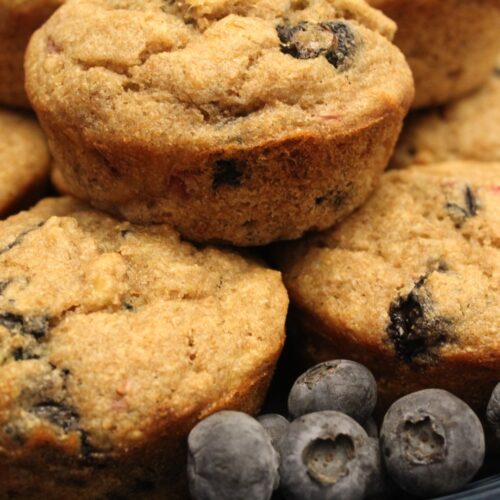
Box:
[0,197,288,499]
[391,69,500,168]
[277,161,500,412]
[26,0,413,245]
[0,0,64,107]
[0,109,50,216]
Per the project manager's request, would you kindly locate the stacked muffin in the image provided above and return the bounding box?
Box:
[0,0,498,498]
[275,2,500,413]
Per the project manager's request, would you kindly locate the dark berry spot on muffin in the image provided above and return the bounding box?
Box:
[123,302,134,311]
[12,347,24,360]
[11,347,39,361]
[315,189,348,208]
[79,430,99,455]
[277,22,332,59]
[445,184,478,227]
[0,221,46,256]
[464,185,478,216]
[212,160,244,189]
[0,313,49,340]
[277,21,355,69]
[323,22,356,69]
[494,66,500,77]
[0,280,11,294]
[31,401,80,432]
[386,275,453,363]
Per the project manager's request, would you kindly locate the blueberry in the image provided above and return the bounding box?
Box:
[187,411,279,500]
[258,414,289,453]
[364,437,403,499]
[0,312,49,340]
[486,382,500,442]
[288,360,377,422]
[276,21,356,69]
[380,389,485,497]
[364,417,379,438]
[212,159,243,189]
[31,400,80,432]
[280,411,380,500]
[445,184,478,227]
[386,272,451,364]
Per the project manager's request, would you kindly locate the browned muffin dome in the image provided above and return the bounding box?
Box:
[26,0,413,245]
[278,161,500,413]
[0,197,287,499]
[0,0,64,107]
[391,70,500,168]
[368,0,500,108]
[0,108,50,215]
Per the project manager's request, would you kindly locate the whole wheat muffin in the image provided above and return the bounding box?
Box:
[277,161,500,413]
[0,108,50,216]
[25,0,413,246]
[0,197,288,499]
[368,0,500,109]
[391,69,500,168]
[0,0,64,107]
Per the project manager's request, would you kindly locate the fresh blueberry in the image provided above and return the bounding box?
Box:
[187,411,279,500]
[280,411,379,500]
[380,389,485,498]
[258,414,289,453]
[366,437,400,499]
[364,417,379,438]
[288,360,377,422]
[486,382,500,442]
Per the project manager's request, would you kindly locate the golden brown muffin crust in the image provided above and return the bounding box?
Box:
[368,0,500,108]
[392,71,500,168]
[0,0,64,107]
[26,0,413,245]
[0,197,288,498]
[0,109,50,215]
[279,162,500,411]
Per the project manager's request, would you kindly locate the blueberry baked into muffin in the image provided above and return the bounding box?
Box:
[277,161,500,412]
[391,68,500,168]
[0,108,50,216]
[25,0,413,246]
[367,0,500,108]
[0,197,287,499]
[0,0,64,107]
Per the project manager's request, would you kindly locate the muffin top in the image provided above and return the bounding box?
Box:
[0,109,50,215]
[26,0,413,154]
[0,197,287,456]
[392,71,500,168]
[279,162,500,366]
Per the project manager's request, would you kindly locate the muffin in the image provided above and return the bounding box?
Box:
[51,166,70,195]
[25,0,413,246]
[0,108,50,216]
[277,161,500,412]
[0,197,288,499]
[368,0,500,108]
[391,69,500,168]
[0,0,64,107]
